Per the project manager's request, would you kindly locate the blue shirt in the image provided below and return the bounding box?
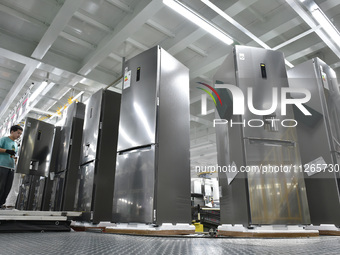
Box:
[0,137,18,169]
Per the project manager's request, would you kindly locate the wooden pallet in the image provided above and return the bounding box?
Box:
[218,230,319,238]
[104,228,194,236]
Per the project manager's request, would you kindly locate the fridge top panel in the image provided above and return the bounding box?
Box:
[16,117,55,176]
[117,46,159,151]
[56,102,85,172]
[233,46,297,140]
[80,89,103,164]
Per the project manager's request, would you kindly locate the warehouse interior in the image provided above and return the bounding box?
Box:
[0,0,340,253]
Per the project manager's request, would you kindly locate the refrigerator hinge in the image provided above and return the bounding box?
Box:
[99,122,103,129]
[153,209,156,222]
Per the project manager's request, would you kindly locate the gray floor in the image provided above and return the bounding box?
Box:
[0,232,340,255]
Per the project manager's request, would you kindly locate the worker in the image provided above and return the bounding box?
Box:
[0,125,23,209]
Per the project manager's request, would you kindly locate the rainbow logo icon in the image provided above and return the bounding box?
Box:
[196,82,222,107]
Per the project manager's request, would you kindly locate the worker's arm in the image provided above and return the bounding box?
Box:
[0,148,15,155]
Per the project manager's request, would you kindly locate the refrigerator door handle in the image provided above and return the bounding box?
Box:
[246,137,295,147]
[118,144,153,155]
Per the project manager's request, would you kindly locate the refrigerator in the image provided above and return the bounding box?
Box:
[287,58,340,225]
[50,102,85,211]
[74,89,120,223]
[16,117,55,210]
[41,126,61,211]
[112,46,191,225]
[213,45,310,226]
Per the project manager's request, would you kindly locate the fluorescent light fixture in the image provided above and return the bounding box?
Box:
[163,0,233,45]
[201,0,294,68]
[312,8,340,46]
[29,81,48,103]
[201,0,270,49]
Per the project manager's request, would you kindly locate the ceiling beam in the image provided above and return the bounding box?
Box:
[0,3,48,28]
[190,114,213,126]
[0,63,38,119]
[31,0,85,59]
[188,45,231,79]
[146,19,175,37]
[78,0,164,76]
[106,0,133,13]
[126,38,148,51]
[272,27,319,50]
[285,0,340,60]
[163,0,257,55]
[59,31,96,49]
[188,44,208,57]
[74,10,112,32]
[286,41,326,62]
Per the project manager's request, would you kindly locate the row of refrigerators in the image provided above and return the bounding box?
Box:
[15,46,191,224]
[13,45,340,227]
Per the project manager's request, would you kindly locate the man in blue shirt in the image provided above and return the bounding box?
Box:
[0,125,23,208]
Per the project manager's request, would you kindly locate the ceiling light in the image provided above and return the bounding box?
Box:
[163,0,233,45]
[29,80,48,103]
[201,0,294,68]
[311,8,340,46]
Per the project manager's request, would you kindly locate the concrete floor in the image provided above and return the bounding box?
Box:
[0,231,339,254]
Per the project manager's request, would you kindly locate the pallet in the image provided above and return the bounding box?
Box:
[218,225,319,238]
[0,210,82,232]
[306,225,340,236]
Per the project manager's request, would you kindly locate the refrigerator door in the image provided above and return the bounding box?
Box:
[243,138,310,224]
[75,161,95,212]
[112,145,156,223]
[117,47,159,151]
[16,118,55,176]
[56,102,85,173]
[50,171,66,211]
[234,46,294,140]
[80,90,103,165]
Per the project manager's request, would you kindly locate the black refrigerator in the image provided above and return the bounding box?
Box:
[16,117,55,210]
[74,89,120,223]
[50,102,85,211]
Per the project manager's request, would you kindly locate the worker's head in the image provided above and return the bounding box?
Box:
[10,125,23,140]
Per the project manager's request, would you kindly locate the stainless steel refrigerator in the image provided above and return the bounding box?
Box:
[50,102,85,211]
[287,58,340,225]
[16,117,55,210]
[41,126,61,211]
[214,45,310,226]
[112,46,191,225]
[74,89,120,223]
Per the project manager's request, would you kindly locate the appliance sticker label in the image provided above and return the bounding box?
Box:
[304,156,327,177]
[321,71,329,90]
[124,70,131,89]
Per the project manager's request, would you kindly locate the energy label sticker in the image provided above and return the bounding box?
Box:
[124,70,131,89]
